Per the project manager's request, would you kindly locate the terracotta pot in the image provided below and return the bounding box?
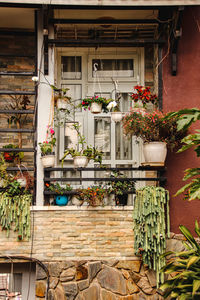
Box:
[73,156,88,168]
[41,154,55,168]
[143,142,167,166]
[91,102,102,114]
[111,112,123,122]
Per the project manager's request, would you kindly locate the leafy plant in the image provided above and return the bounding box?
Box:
[39,126,56,155]
[79,95,112,113]
[160,221,200,299]
[77,185,107,206]
[62,123,103,164]
[133,186,170,286]
[45,182,72,195]
[107,171,135,196]
[2,144,24,162]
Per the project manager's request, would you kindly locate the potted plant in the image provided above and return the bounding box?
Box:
[62,123,103,168]
[52,85,71,110]
[107,171,136,206]
[107,100,123,122]
[76,185,107,206]
[130,85,158,110]
[2,144,24,163]
[79,95,111,114]
[45,182,72,206]
[39,126,56,168]
[122,110,186,165]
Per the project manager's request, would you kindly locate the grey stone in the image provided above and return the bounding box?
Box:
[138,292,147,300]
[137,277,154,295]
[149,294,161,300]
[145,269,157,287]
[54,284,66,300]
[36,265,47,280]
[75,295,84,300]
[48,289,56,300]
[127,278,140,294]
[49,262,62,277]
[60,268,76,282]
[82,283,100,300]
[61,261,75,270]
[97,265,126,295]
[50,277,59,289]
[75,265,88,281]
[101,289,117,300]
[166,239,185,253]
[88,261,101,282]
[78,279,89,291]
[75,261,87,267]
[63,282,78,299]
[116,261,142,273]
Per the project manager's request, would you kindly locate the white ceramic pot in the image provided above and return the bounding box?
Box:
[73,156,88,168]
[56,98,68,110]
[143,142,167,166]
[41,155,55,168]
[17,177,27,188]
[111,112,123,122]
[91,102,102,114]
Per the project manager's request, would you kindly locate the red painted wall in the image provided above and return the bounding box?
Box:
[162,6,200,233]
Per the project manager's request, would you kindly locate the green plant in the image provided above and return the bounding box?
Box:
[107,171,135,196]
[45,182,72,194]
[166,108,200,201]
[39,126,56,155]
[130,85,158,107]
[133,186,170,286]
[79,95,112,113]
[160,221,200,299]
[2,144,24,162]
[62,123,103,164]
[122,110,186,150]
[77,185,107,206]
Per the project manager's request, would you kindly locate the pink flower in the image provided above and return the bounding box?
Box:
[50,128,55,134]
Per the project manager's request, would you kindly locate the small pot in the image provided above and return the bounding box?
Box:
[55,195,69,206]
[91,102,102,114]
[115,194,128,206]
[111,112,123,122]
[143,142,167,166]
[73,156,88,168]
[56,98,68,110]
[41,154,55,168]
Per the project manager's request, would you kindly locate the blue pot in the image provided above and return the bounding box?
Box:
[55,195,69,206]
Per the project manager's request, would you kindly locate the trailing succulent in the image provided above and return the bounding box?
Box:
[133,186,170,286]
[161,221,200,299]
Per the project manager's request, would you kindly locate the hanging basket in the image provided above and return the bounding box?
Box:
[16,177,27,188]
[91,102,102,114]
[56,98,68,110]
[41,154,55,168]
[73,156,89,168]
[143,142,167,166]
[111,112,123,122]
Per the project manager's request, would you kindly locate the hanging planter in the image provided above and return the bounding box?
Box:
[55,195,69,206]
[41,154,55,168]
[143,142,167,166]
[73,156,89,168]
[90,102,102,114]
[111,111,123,122]
[79,96,111,113]
[56,98,69,110]
[16,177,27,188]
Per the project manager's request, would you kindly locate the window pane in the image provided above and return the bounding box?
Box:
[0,273,22,299]
[61,56,82,79]
[94,117,111,160]
[61,84,82,112]
[116,123,132,160]
[92,59,134,78]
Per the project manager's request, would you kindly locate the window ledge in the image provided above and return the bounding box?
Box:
[30,205,134,212]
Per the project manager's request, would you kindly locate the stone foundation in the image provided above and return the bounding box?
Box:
[36,260,164,300]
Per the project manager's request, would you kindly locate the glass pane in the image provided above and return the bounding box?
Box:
[61,56,82,79]
[94,117,111,160]
[0,273,22,299]
[92,59,134,78]
[116,122,132,160]
[61,84,82,112]
[119,92,131,112]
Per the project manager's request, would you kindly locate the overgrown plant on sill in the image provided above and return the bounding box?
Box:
[160,221,200,299]
[77,185,107,207]
[45,182,72,195]
[133,186,170,287]
[62,123,103,164]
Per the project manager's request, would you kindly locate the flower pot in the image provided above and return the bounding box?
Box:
[111,112,123,122]
[56,98,68,110]
[115,194,128,206]
[17,177,27,188]
[143,142,167,166]
[41,154,55,168]
[55,195,69,206]
[91,102,102,114]
[73,156,88,168]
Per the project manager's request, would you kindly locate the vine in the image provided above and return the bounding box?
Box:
[0,192,32,240]
[133,186,170,286]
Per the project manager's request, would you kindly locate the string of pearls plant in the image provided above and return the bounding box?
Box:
[0,192,32,240]
[133,186,170,286]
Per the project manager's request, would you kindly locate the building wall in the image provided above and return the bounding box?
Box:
[162,6,200,233]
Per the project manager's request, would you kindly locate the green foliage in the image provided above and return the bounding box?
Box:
[160,221,200,299]
[45,182,72,195]
[79,95,112,113]
[39,126,56,155]
[2,144,24,162]
[175,168,200,201]
[77,185,107,206]
[107,171,135,196]
[0,191,32,240]
[133,186,170,286]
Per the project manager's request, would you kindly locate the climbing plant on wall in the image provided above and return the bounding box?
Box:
[133,186,170,286]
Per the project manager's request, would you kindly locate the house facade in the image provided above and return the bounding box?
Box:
[0,1,199,299]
